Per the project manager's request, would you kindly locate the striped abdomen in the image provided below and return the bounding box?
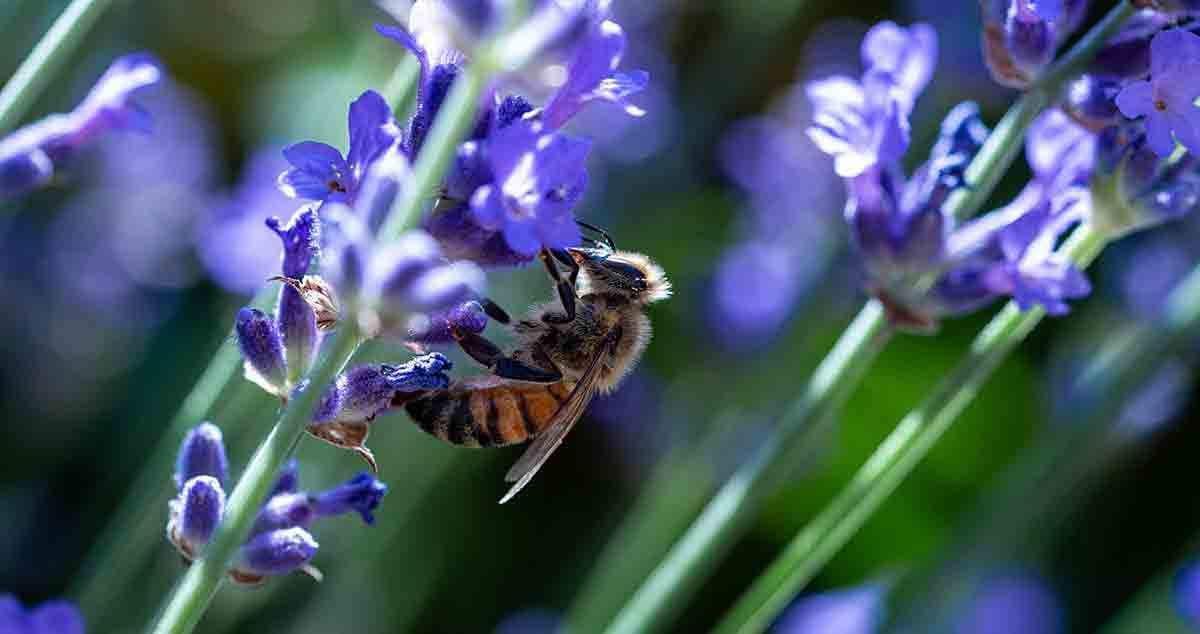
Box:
[403,381,573,447]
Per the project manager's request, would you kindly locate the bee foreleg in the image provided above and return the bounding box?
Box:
[540,249,578,324]
[452,328,563,383]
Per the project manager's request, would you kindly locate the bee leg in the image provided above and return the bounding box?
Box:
[540,249,578,324]
[452,328,563,383]
[479,298,511,324]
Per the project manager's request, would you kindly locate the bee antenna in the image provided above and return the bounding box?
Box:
[576,220,616,250]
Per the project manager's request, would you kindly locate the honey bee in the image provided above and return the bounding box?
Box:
[396,225,671,503]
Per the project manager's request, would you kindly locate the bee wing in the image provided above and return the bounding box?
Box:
[499,328,620,504]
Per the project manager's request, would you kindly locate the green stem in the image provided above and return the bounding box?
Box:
[148,324,362,634]
[382,55,421,114]
[714,226,1109,634]
[605,303,893,634]
[0,0,115,132]
[378,60,489,242]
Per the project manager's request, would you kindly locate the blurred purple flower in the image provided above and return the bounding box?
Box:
[0,595,85,634]
[709,241,826,347]
[278,90,401,203]
[1115,29,1200,157]
[955,572,1063,634]
[0,53,161,198]
[1116,359,1191,437]
[198,150,299,295]
[1174,557,1200,628]
[806,22,936,178]
[1117,235,1195,319]
[775,583,886,634]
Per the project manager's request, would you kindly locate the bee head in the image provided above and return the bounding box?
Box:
[569,246,672,305]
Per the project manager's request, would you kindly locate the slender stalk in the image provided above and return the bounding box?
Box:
[599,6,1134,632]
[383,55,421,114]
[714,226,1109,634]
[148,324,362,634]
[0,0,116,132]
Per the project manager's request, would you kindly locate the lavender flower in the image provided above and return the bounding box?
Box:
[406,299,489,344]
[468,120,590,257]
[277,91,402,204]
[166,423,389,584]
[775,583,886,634]
[234,307,288,398]
[809,25,1099,327]
[1174,557,1200,628]
[198,149,300,295]
[377,2,647,267]
[174,422,228,489]
[307,353,452,470]
[0,53,161,198]
[267,207,321,383]
[1115,28,1200,157]
[0,596,85,634]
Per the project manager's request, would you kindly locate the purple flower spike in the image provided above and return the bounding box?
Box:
[238,527,319,577]
[775,584,885,634]
[175,422,228,490]
[0,596,86,634]
[407,300,489,344]
[235,307,288,397]
[312,472,389,525]
[0,53,161,198]
[542,19,648,130]
[278,90,401,202]
[267,207,321,381]
[1116,29,1200,157]
[251,492,315,536]
[469,120,589,258]
[177,475,225,547]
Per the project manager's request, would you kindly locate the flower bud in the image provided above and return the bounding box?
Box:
[174,423,228,490]
[267,207,320,382]
[237,527,319,577]
[174,475,225,550]
[235,307,288,398]
[1062,75,1123,132]
[312,472,389,525]
[406,300,488,344]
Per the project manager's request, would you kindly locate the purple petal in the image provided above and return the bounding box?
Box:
[542,19,628,129]
[1115,80,1154,119]
[1151,28,1200,79]
[278,141,349,200]
[861,21,937,105]
[346,90,400,181]
[1166,109,1200,156]
[312,472,388,525]
[503,218,543,256]
[470,185,507,230]
[408,261,487,312]
[1144,113,1178,157]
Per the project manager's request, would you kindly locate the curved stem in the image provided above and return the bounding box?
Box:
[714,226,1109,634]
[148,324,362,634]
[0,0,115,132]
